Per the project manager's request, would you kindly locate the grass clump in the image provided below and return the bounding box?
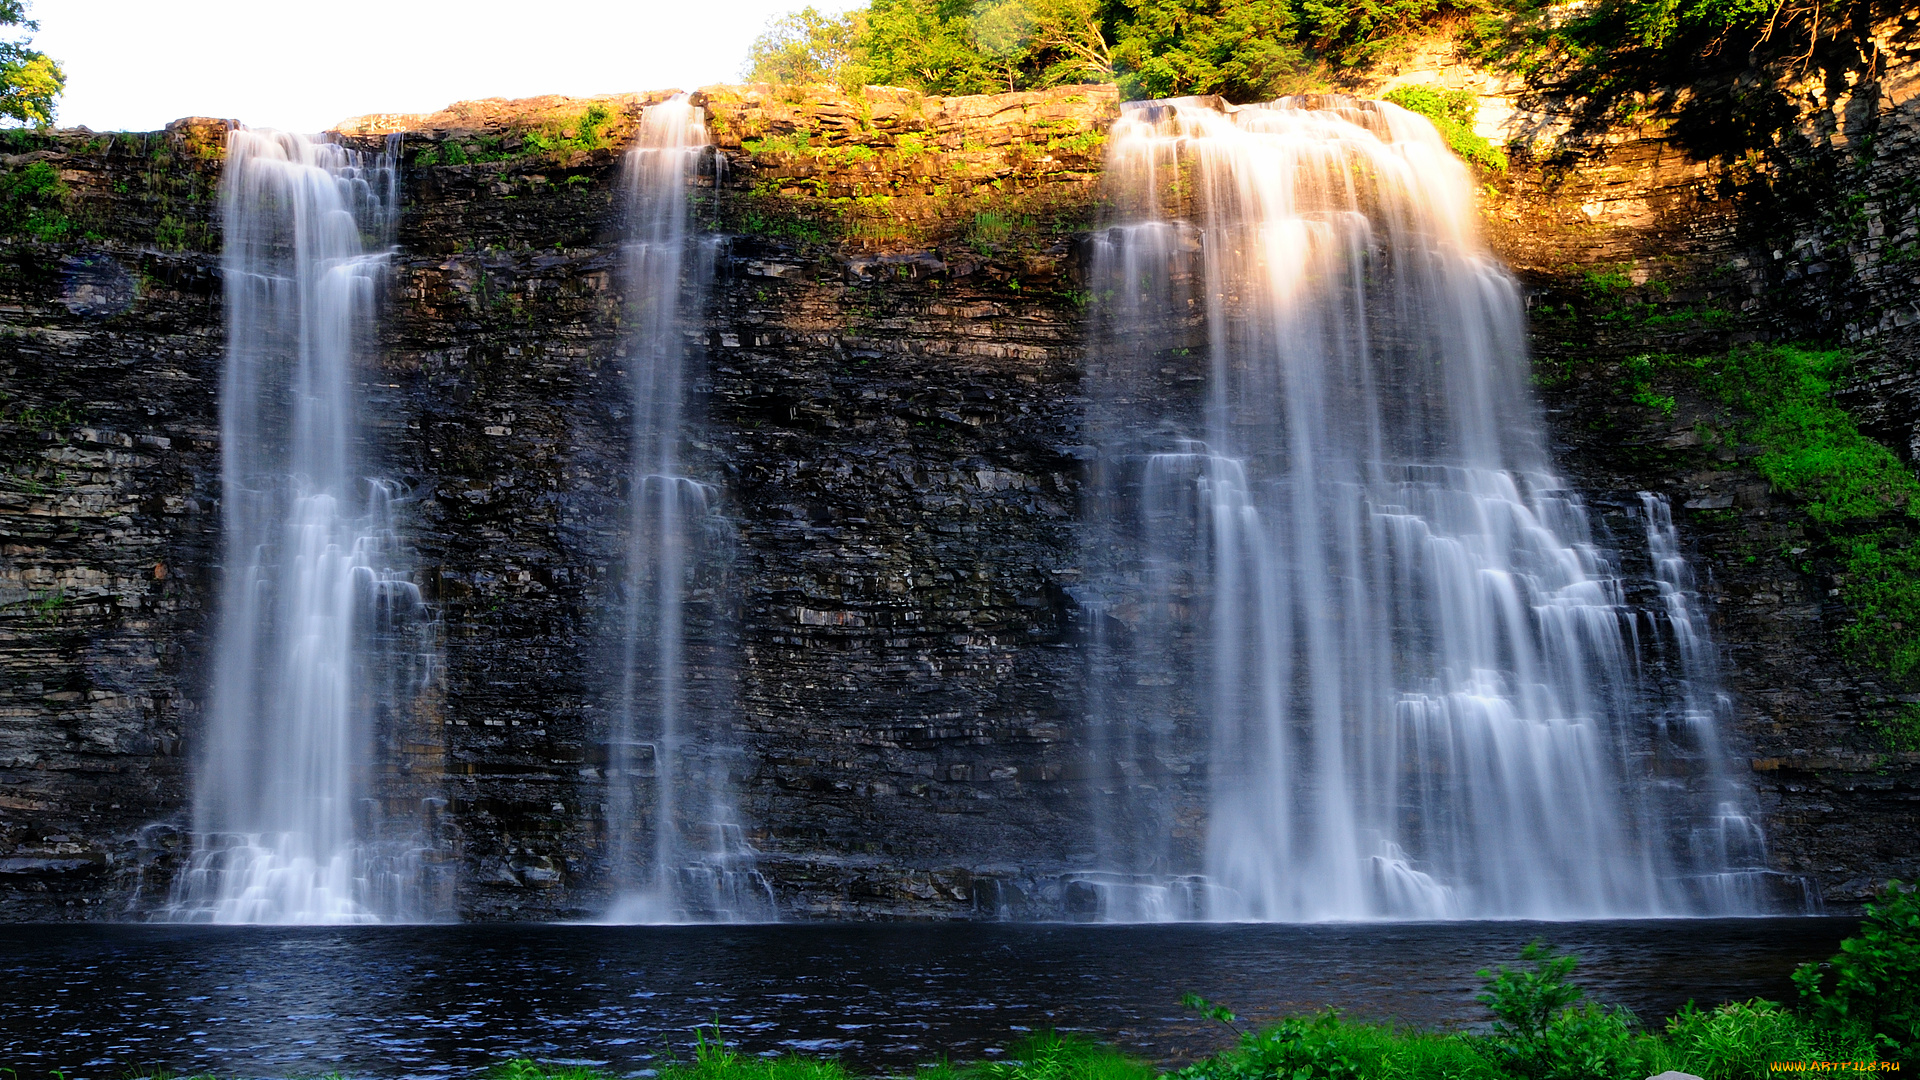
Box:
[1646,999,1880,1080]
[962,1031,1156,1080]
[1174,1004,1499,1080]
[493,1029,860,1080]
[1382,85,1507,171]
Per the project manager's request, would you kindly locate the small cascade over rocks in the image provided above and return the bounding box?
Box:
[165,130,440,924]
[605,95,775,924]
[1078,95,1791,921]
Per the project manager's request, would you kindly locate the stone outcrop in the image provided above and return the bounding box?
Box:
[0,56,1915,919]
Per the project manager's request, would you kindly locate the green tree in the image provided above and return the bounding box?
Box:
[860,0,999,94]
[0,0,62,127]
[1299,0,1454,67]
[1108,0,1303,100]
[745,6,866,87]
[1794,881,1920,1057]
[971,0,1040,89]
[1024,0,1116,83]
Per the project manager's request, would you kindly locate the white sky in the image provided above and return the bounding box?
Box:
[31,0,861,134]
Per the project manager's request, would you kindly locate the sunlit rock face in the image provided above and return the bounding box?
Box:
[0,70,1914,920]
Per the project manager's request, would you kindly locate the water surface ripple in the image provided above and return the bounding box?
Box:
[0,919,1850,1078]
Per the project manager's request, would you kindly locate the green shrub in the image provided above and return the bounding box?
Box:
[1794,881,1920,1058]
[0,158,70,240]
[1476,942,1644,1080]
[1382,85,1508,171]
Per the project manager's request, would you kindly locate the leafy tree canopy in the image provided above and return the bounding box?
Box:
[0,0,63,128]
[745,6,867,87]
[743,0,1473,102]
[741,0,1896,152]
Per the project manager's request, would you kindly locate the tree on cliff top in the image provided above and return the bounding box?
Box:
[745,6,867,87]
[855,0,1113,95]
[0,0,62,128]
[743,0,1479,102]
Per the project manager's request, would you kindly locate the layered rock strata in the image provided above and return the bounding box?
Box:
[0,60,1914,918]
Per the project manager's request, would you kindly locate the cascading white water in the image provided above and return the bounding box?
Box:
[606,96,774,923]
[1080,96,1787,920]
[1633,492,1801,912]
[166,131,437,924]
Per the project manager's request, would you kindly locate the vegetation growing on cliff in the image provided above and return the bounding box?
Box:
[411,103,618,168]
[0,156,68,239]
[1686,345,1920,687]
[1381,85,1507,170]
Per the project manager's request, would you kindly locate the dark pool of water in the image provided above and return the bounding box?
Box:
[0,918,1851,1078]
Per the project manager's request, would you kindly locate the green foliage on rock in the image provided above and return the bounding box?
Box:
[412,104,618,169]
[1686,345,1920,684]
[0,157,68,239]
[1794,880,1920,1057]
[1382,85,1506,170]
[1694,345,1917,528]
[0,0,62,128]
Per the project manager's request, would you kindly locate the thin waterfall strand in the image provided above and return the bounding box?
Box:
[606,96,774,924]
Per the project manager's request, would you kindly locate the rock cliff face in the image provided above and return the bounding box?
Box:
[0,57,1914,919]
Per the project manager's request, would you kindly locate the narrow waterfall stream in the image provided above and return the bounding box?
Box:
[606,96,773,923]
[166,130,437,924]
[1079,96,1790,920]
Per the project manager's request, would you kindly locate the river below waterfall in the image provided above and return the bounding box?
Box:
[1,919,1851,1077]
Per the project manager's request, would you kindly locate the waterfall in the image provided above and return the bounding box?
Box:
[605,96,774,923]
[166,130,438,924]
[1079,96,1788,920]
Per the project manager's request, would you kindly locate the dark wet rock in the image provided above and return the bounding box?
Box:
[0,67,1915,918]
